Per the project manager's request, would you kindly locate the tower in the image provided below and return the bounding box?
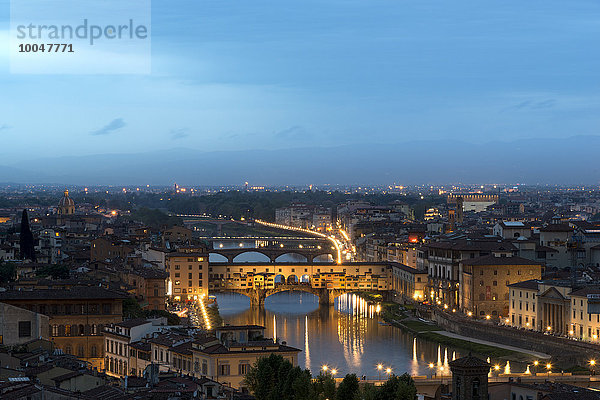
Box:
[456,196,464,223]
[449,354,490,400]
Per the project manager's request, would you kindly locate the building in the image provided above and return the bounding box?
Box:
[460,255,543,319]
[125,268,168,310]
[0,302,49,346]
[389,263,428,301]
[507,280,540,330]
[190,325,301,390]
[163,226,193,245]
[508,281,600,341]
[426,240,516,309]
[0,286,128,369]
[104,318,166,377]
[57,189,75,216]
[493,221,531,239]
[91,236,135,262]
[449,354,490,400]
[166,247,209,301]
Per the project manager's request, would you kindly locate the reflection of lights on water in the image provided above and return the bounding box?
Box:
[305,315,310,370]
[336,293,380,319]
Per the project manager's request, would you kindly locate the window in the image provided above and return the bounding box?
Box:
[202,361,208,375]
[239,363,250,375]
[219,364,230,376]
[18,321,31,338]
[472,378,480,397]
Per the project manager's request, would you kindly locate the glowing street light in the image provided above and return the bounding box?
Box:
[385,367,392,375]
[376,364,383,382]
[322,365,328,372]
[331,369,337,376]
[546,363,552,377]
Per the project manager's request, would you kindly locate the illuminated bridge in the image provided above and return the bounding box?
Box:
[208,262,417,307]
[208,238,337,263]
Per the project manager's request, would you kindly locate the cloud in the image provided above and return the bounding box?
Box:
[91,118,126,136]
[274,125,311,140]
[501,99,556,113]
[0,124,10,132]
[170,128,189,140]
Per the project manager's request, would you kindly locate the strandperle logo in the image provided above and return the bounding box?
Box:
[10,0,151,74]
[15,19,149,45]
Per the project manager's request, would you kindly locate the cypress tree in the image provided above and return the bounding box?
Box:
[19,209,36,261]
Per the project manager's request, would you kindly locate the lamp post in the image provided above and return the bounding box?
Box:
[546,363,552,377]
[429,363,435,379]
[590,360,596,376]
[533,360,539,374]
[377,364,383,383]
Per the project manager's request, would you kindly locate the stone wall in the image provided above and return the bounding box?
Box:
[429,308,599,365]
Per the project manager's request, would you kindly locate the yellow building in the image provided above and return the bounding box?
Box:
[166,247,209,301]
[191,325,300,390]
[461,255,542,319]
[569,287,600,341]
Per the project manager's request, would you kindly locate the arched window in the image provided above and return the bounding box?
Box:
[79,324,85,336]
[65,325,71,336]
[91,345,98,358]
[52,325,59,337]
[77,345,84,357]
[65,345,72,355]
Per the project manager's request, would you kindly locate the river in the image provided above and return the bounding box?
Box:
[215,291,467,378]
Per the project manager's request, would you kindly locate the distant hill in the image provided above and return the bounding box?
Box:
[1,136,599,185]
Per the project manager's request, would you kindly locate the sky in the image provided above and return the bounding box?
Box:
[1,0,600,164]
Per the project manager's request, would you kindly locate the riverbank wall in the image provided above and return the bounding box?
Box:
[428,307,600,366]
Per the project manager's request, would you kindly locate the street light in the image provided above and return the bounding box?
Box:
[331,369,337,376]
[590,360,596,376]
[385,367,392,376]
[428,363,435,378]
[377,364,383,382]
[322,365,328,372]
[546,363,552,377]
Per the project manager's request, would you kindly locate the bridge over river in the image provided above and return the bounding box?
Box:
[208,261,414,307]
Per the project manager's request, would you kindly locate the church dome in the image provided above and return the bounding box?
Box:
[58,189,75,207]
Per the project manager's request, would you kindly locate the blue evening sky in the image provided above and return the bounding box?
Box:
[0,0,599,162]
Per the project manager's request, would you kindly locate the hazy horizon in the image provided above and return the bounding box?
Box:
[2,0,600,170]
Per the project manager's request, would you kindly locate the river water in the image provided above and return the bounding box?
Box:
[216,291,467,378]
[211,239,523,378]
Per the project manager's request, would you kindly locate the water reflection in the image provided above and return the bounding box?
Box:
[216,291,469,377]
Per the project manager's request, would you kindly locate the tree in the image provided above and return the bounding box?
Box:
[312,372,336,400]
[245,354,313,400]
[36,264,70,279]
[0,262,16,283]
[19,209,36,261]
[375,374,417,400]
[336,373,359,400]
